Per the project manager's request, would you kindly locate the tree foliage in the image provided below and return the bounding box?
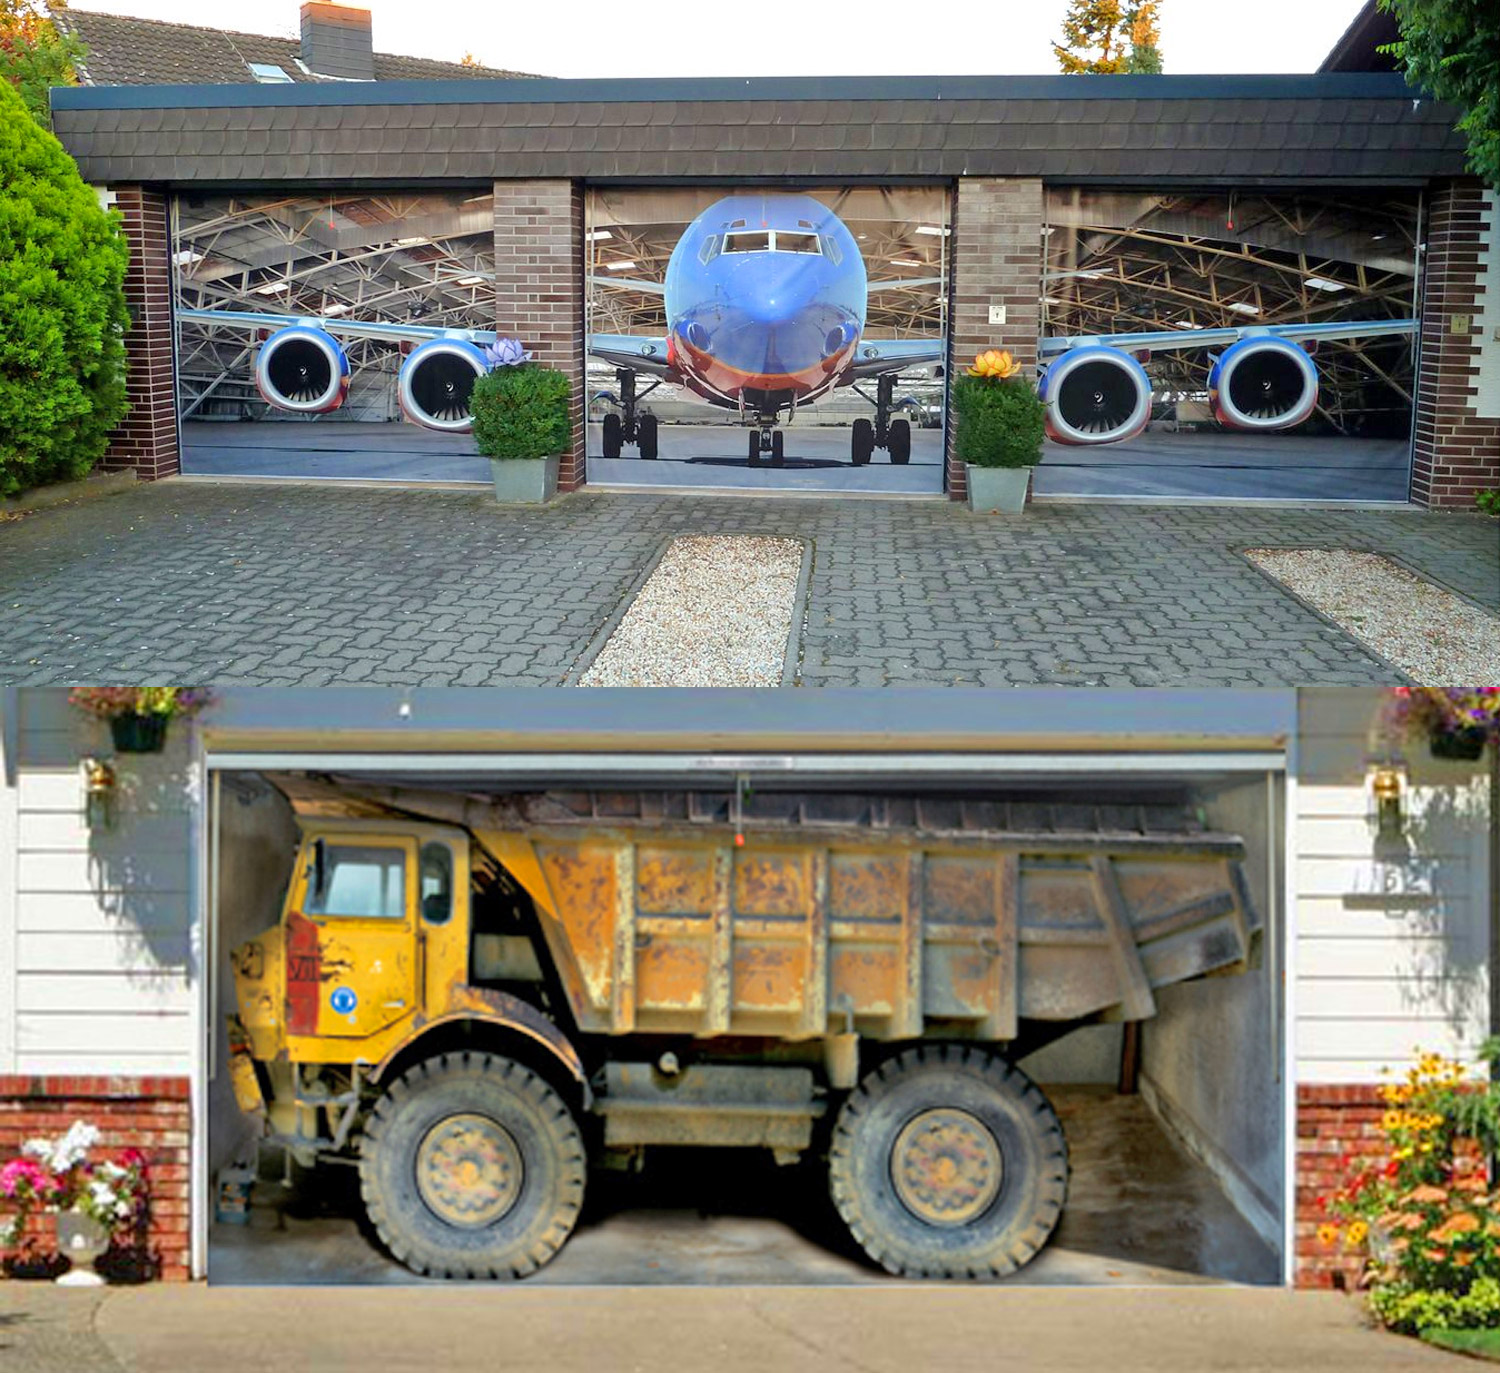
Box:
[1054,0,1162,74]
[0,75,128,496]
[0,0,83,124]
[470,363,571,461]
[1378,0,1499,189]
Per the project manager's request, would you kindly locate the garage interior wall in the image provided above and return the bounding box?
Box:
[1294,686,1494,1286]
[1139,773,1284,1253]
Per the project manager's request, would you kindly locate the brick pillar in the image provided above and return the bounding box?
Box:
[492,180,586,492]
[0,1075,192,1281]
[105,187,179,480]
[1294,1084,1384,1289]
[947,178,1044,502]
[1412,182,1500,508]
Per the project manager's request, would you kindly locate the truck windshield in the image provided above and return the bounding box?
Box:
[305,844,406,919]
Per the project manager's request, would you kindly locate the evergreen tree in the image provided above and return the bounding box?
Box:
[0,0,83,124]
[0,74,129,495]
[1125,1,1163,74]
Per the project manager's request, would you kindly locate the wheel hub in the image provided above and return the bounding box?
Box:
[891,1107,1003,1227]
[415,1113,523,1229]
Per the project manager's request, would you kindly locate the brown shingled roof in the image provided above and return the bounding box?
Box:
[52,7,538,84]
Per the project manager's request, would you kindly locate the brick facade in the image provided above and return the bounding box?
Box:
[105,187,180,481]
[947,178,1045,502]
[1294,1083,1383,1290]
[1412,181,1500,508]
[0,1076,191,1282]
[492,180,586,492]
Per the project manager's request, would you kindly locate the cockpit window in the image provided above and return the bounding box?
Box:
[721,230,824,256]
[822,235,843,266]
[698,234,720,266]
[723,231,771,254]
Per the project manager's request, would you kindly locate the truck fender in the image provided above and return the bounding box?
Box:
[369,987,590,1108]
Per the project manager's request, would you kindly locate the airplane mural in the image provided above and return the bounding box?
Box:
[177,188,1418,466]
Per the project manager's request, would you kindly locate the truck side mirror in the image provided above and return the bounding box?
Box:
[310,838,327,904]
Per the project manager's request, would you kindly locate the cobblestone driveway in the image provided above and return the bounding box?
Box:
[0,483,1494,686]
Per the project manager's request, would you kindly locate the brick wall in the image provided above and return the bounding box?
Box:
[0,1076,191,1281]
[1295,1084,1383,1289]
[947,178,1045,503]
[1412,181,1500,508]
[492,180,586,491]
[105,187,180,481]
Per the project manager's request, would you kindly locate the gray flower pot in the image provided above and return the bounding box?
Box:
[55,1210,108,1287]
[489,455,560,504]
[965,464,1032,513]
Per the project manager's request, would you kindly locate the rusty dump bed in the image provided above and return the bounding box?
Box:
[469,788,1259,1046]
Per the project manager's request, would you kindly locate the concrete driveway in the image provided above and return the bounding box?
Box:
[0,1283,1473,1373]
[0,481,1494,686]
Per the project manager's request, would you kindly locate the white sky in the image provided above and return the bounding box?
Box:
[62,0,1370,79]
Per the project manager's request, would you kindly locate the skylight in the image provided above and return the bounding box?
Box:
[248,62,293,84]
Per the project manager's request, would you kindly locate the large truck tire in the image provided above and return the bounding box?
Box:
[360,1051,586,1279]
[828,1045,1067,1279]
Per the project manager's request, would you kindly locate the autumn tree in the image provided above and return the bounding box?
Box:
[1378,0,1498,188]
[1125,1,1163,74]
[0,0,83,124]
[1054,0,1163,75]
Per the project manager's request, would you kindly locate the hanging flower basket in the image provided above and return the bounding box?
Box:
[108,713,168,754]
[1383,687,1499,764]
[1429,725,1488,762]
[69,688,211,754]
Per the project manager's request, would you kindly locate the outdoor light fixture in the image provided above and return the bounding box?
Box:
[455,275,487,286]
[914,225,950,236]
[1226,302,1261,315]
[1368,762,1408,842]
[252,282,292,295]
[604,260,638,271]
[81,756,116,832]
[584,229,613,242]
[890,259,924,267]
[1305,277,1347,293]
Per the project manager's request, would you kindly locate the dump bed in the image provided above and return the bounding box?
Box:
[473,788,1259,1043]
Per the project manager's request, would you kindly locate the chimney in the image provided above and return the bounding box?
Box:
[299,3,374,80]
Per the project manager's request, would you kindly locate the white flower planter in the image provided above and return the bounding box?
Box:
[965,464,1033,514]
[55,1210,108,1286]
[489,455,561,505]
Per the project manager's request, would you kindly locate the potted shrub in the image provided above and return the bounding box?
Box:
[470,338,572,504]
[952,349,1047,513]
[69,687,211,753]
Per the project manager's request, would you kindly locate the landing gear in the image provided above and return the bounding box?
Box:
[603,368,662,460]
[850,374,917,466]
[747,423,784,468]
[851,418,874,466]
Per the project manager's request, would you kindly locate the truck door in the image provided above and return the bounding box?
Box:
[284,834,420,1041]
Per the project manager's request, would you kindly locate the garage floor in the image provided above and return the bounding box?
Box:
[208,1087,1279,1287]
[181,420,1410,503]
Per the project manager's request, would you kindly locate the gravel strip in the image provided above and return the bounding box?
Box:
[1244,548,1500,684]
[579,534,803,687]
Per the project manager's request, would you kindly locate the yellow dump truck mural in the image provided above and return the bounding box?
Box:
[228,788,1260,1281]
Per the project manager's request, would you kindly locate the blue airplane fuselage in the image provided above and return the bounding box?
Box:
[662,193,867,414]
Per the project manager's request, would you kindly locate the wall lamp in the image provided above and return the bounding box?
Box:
[1368,762,1408,842]
[81,756,117,831]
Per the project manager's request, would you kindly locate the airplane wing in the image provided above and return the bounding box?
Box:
[1038,318,1419,358]
[844,337,946,381]
[175,307,498,346]
[588,333,677,379]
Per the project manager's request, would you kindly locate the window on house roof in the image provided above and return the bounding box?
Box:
[248,62,293,83]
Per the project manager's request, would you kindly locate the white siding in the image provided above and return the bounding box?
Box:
[11,690,197,1077]
[1296,690,1492,1084]
[0,697,18,1074]
[1475,190,1499,420]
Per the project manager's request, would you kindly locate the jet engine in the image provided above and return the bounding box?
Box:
[1208,337,1318,432]
[254,325,350,414]
[398,338,490,432]
[1038,346,1153,446]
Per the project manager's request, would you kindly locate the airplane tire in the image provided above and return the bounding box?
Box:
[361,1051,585,1280]
[748,431,762,467]
[851,418,874,467]
[638,414,658,460]
[771,431,785,468]
[829,1046,1068,1280]
[601,413,623,459]
[889,419,912,465]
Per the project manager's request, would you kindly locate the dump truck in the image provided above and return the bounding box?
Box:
[227,787,1260,1280]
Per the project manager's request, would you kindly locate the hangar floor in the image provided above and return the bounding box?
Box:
[207,1087,1279,1288]
[180,421,1410,503]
